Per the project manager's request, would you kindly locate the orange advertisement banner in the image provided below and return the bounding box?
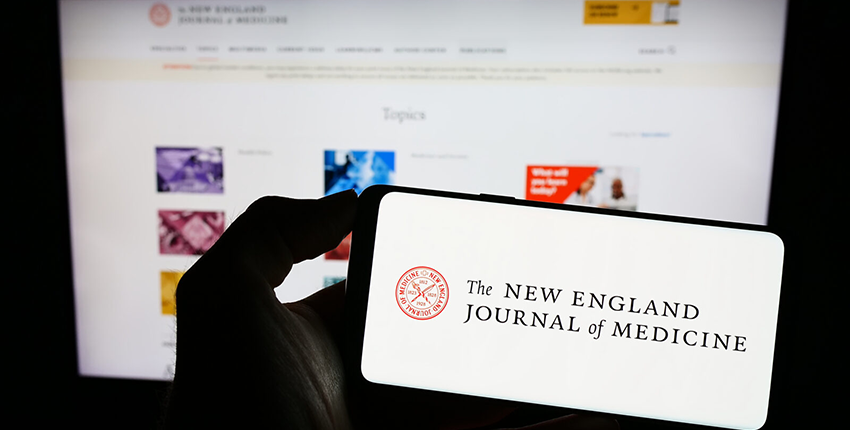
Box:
[584,1,679,25]
[526,165,599,204]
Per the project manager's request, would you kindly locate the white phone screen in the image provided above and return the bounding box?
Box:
[360,192,783,429]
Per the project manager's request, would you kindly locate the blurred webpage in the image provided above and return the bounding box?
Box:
[60,0,787,379]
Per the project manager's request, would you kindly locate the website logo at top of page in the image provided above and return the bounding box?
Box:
[396,267,449,320]
[150,3,171,27]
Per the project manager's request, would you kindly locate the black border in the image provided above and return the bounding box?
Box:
[21,0,840,426]
[344,184,783,430]
[12,1,173,425]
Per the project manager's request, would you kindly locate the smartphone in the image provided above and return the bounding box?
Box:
[345,185,784,429]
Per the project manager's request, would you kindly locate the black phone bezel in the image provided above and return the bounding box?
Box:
[343,184,781,430]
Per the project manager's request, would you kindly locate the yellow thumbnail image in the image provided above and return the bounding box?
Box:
[161,271,184,315]
[585,1,679,25]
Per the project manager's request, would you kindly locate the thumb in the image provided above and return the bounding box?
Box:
[178,190,357,305]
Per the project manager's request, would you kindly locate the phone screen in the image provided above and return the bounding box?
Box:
[359,192,783,429]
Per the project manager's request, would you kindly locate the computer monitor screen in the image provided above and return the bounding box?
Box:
[60,0,788,380]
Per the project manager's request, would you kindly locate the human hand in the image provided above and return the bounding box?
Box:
[165,190,618,429]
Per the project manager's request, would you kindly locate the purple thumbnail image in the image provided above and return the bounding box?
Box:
[156,147,223,194]
[159,210,226,255]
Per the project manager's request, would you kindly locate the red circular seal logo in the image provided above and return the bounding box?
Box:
[149,3,171,27]
[396,267,448,320]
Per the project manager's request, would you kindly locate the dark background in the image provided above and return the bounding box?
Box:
[10,1,838,427]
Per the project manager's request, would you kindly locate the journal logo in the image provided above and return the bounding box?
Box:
[396,266,448,320]
[150,3,171,27]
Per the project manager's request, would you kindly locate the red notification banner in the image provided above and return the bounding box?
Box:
[526,165,598,203]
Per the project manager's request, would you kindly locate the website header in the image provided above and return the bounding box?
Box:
[61,0,787,63]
